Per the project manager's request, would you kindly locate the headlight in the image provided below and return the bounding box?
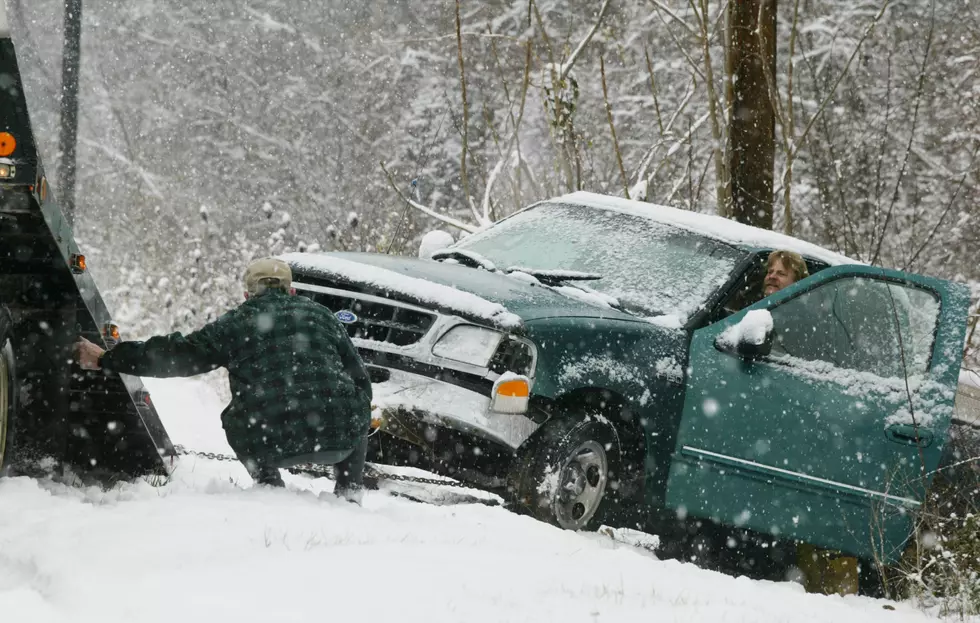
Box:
[432,325,504,367]
[488,337,536,377]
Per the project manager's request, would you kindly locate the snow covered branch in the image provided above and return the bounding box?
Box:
[560,0,613,82]
[381,161,479,234]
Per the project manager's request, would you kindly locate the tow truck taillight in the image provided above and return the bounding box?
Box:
[103,322,120,347]
[135,389,152,407]
[70,253,86,273]
[0,132,16,157]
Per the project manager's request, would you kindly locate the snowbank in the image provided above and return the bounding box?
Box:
[1,469,938,623]
[0,377,956,622]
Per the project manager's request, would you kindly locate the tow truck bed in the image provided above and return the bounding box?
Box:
[0,8,174,481]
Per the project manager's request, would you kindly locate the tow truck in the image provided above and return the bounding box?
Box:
[0,5,174,482]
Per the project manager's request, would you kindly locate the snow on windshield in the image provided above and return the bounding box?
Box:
[452,203,744,320]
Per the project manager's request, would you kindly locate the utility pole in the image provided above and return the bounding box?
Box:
[58,0,82,225]
[727,0,777,230]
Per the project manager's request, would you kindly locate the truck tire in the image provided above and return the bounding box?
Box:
[0,306,17,474]
[507,413,621,531]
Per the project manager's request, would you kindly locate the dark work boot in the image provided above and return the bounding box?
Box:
[244,459,285,488]
[333,434,368,505]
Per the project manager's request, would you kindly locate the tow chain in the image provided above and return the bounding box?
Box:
[170,444,479,489]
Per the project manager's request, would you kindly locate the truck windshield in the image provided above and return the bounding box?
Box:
[453,202,746,320]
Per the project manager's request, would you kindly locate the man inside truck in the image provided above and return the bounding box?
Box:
[763,250,810,296]
[719,249,812,318]
[72,257,374,503]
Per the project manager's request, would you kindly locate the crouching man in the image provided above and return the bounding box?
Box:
[73,257,373,503]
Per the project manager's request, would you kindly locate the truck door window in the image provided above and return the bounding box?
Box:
[769,278,940,378]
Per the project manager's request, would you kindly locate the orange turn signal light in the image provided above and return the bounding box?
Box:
[490,376,531,414]
[495,379,530,398]
[0,132,15,157]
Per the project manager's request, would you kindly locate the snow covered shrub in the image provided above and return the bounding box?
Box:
[892,423,980,616]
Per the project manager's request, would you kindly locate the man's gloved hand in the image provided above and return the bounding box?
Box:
[73,336,105,370]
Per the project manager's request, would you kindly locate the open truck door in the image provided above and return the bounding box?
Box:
[666,264,970,564]
[0,3,175,480]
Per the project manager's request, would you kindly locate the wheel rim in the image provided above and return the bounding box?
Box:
[0,348,8,468]
[553,440,608,530]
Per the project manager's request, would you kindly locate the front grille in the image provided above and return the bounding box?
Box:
[302,290,435,346]
[359,350,495,396]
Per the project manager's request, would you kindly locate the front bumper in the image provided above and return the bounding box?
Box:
[371,367,540,451]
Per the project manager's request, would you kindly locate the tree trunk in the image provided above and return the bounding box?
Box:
[58,0,82,226]
[727,0,776,229]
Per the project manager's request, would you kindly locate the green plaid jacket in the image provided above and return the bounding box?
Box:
[101,290,372,459]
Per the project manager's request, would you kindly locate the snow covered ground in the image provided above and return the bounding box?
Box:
[0,375,970,622]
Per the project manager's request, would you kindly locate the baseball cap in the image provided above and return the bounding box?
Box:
[244,257,292,293]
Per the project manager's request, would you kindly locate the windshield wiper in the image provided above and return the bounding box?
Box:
[431,249,497,272]
[553,280,634,315]
[504,267,602,286]
[505,267,633,314]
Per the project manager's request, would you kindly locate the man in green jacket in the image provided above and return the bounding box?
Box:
[73,257,373,502]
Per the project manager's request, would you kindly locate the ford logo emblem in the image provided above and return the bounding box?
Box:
[335,310,358,324]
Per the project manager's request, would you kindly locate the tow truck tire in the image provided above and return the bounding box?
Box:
[507,413,621,532]
[0,306,18,475]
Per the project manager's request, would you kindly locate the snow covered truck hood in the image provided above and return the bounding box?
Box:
[281,251,639,332]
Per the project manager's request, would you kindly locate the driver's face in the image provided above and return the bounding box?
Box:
[764,259,796,296]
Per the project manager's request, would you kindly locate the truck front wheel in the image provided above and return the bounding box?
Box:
[507,414,621,531]
[0,307,17,473]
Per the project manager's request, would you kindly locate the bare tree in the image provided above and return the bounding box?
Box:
[726,0,777,230]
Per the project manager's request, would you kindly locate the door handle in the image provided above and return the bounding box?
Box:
[885,423,934,447]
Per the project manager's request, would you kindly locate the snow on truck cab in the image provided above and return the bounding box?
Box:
[284,191,973,566]
[0,11,175,481]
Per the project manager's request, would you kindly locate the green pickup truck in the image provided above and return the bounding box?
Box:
[282,191,971,569]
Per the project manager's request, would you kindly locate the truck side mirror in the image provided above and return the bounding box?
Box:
[419,230,455,259]
[715,309,774,359]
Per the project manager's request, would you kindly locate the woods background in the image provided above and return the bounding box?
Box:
[7,0,979,371]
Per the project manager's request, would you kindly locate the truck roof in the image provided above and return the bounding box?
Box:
[555,191,860,267]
